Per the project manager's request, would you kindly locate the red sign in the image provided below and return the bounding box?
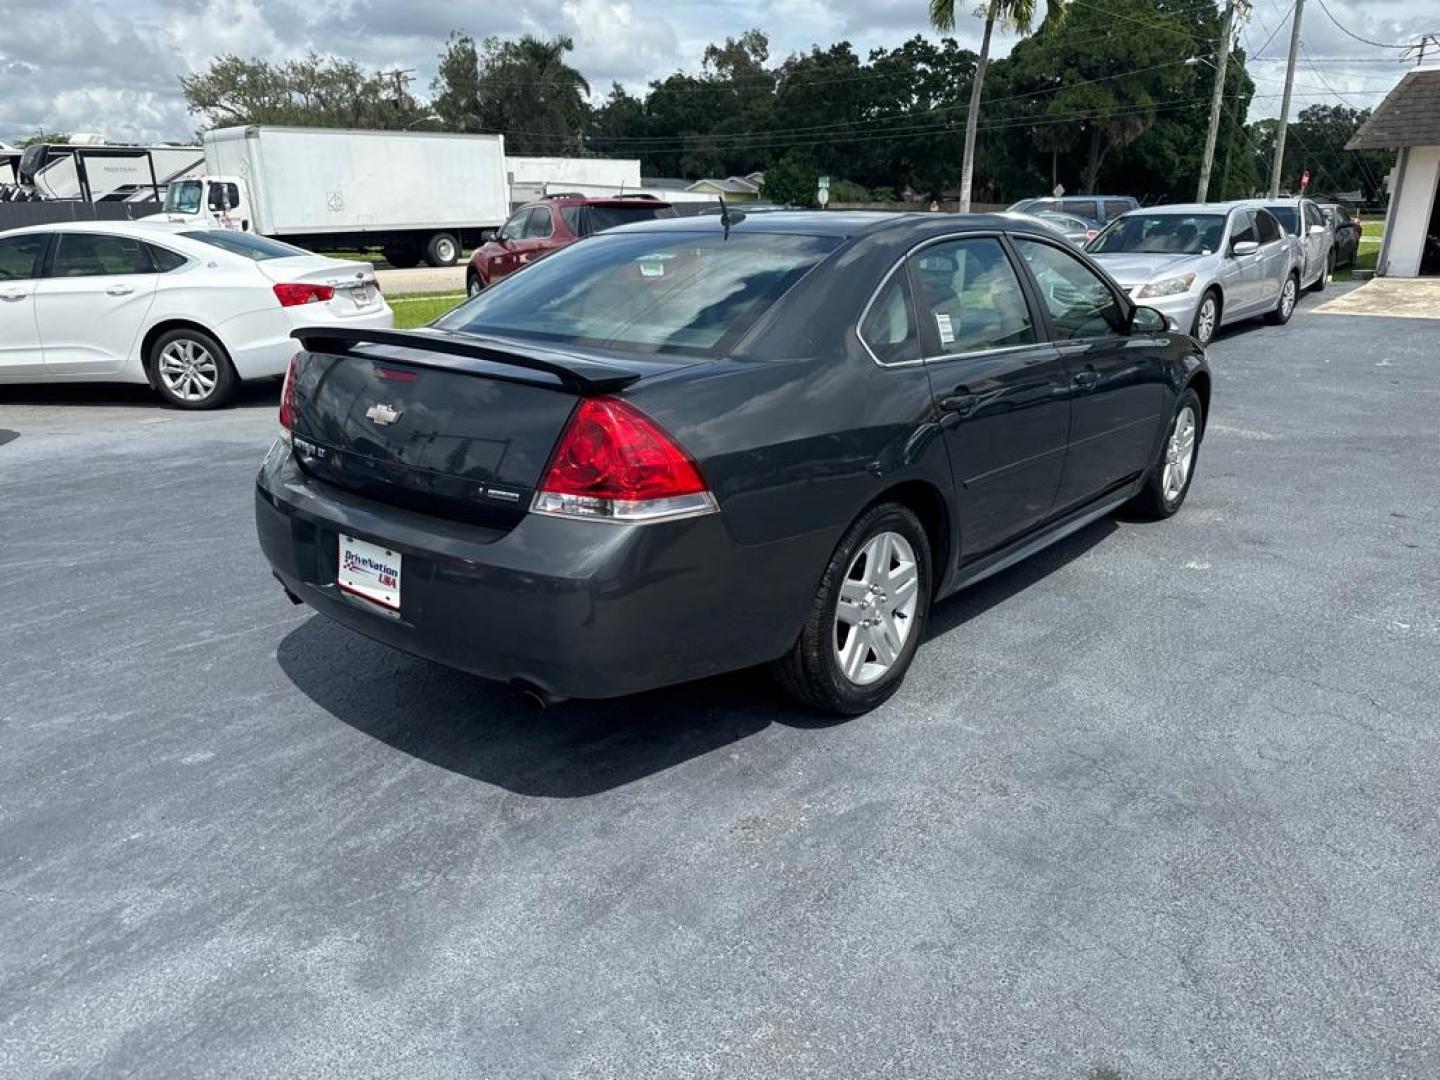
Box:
[1301,169,1311,190]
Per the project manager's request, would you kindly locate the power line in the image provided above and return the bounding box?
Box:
[1314,0,1411,50]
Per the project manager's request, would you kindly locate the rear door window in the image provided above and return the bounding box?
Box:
[910,237,1037,355]
[1061,200,1098,221]
[1013,237,1125,341]
[50,233,153,277]
[560,205,585,236]
[0,233,47,280]
[1103,200,1132,221]
[859,270,920,365]
[1254,211,1282,245]
[144,243,188,272]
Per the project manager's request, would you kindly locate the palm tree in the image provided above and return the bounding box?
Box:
[930,0,1066,211]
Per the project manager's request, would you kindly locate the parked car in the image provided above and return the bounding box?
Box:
[1008,195,1139,231]
[0,221,392,408]
[1033,209,1100,246]
[1086,203,1301,346]
[257,212,1209,714]
[1255,197,1333,291]
[1318,202,1362,269]
[467,194,675,294]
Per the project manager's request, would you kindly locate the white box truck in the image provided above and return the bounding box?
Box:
[152,126,510,267]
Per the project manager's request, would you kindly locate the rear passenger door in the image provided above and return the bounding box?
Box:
[909,235,1070,558]
[0,232,50,377]
[35,232,161,376]
[1012,236,1166,511]
[1253,209,1290,304]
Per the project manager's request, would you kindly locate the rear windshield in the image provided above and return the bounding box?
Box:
[1088,213,1226,256]
[1265,206,1300,234]
[586,204,676,233]
[437,230,839,356]
[180,230,311,261]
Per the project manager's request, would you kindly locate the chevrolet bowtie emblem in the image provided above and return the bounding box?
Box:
[365,403,401,425]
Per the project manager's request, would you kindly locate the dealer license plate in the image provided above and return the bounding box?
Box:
[350,283,375,307]
[338,534,401,611]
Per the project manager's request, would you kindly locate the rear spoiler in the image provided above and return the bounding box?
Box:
[290,327,643,394]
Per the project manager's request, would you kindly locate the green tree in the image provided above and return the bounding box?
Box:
[929,0,1066,211]
[181,53,428,129]
[431,33,484,132]
[479,35,590,154]
[760,154,817,207]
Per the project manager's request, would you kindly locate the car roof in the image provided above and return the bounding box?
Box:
[1120,203,1234,216]
[598,209,1062,242]
[0,219,194,238]
[526,195,673,208]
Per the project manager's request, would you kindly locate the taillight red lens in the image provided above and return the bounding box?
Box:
[278,352,299,436]
[1085,228,1099,241]
[533,397,715,522]
[273,282,335,307]
[543,398,705,499]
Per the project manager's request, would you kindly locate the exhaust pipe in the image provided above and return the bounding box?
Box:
[510,680,565,709]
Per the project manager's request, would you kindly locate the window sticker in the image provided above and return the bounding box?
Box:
[935,312,955,345]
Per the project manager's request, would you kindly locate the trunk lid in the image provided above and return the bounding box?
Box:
[287,328,688,529]
[261,256,384,318]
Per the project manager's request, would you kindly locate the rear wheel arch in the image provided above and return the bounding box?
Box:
[140,319,231,386]
[866,479,952,597]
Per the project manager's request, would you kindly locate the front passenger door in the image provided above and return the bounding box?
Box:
[911,235,1070,558]
[1013,237,1165,511]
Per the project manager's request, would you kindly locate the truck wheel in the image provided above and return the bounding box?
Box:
[383,244,420,270]
[425,233,460,267]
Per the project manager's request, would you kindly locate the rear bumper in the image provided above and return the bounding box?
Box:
[254,444,823,699]
[222,305,395,380]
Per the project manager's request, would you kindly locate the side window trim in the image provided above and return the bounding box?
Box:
[1007,233,1130,345]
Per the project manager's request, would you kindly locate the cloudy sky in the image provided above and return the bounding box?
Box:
[0,0,1434,145]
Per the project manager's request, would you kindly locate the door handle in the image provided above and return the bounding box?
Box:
[106,284,136,296]
[1073,368,1101,391]
[940,392,978,417]
[0,290,26,302]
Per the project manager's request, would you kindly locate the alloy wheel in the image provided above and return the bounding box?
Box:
[1281,278,1297,318]
[833,530,920,686]
[1195,296,1217,343]
[1162,405,1197,504]
[157,339,219,402]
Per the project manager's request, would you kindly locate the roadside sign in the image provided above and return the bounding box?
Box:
[1052,184,1065,198]
[1300,169,1311,191]
[817,188,830,207]
[818,175,830,190]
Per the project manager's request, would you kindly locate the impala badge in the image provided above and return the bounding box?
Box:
[365,403,401,426]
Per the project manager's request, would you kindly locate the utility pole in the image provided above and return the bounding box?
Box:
[1268,0,1305,197]
[1197,0,1246,202]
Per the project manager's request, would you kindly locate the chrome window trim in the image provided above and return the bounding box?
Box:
[856,230,1046,369]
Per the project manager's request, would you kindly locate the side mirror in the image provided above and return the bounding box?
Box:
[1309,224,1327,236]
[1129,305,1168,335]
[1232,240,1259,257]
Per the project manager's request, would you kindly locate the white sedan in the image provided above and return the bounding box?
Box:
[0,221,393,408]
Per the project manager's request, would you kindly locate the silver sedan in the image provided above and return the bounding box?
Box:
[1086,203,1302,345]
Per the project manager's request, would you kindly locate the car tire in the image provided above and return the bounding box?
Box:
[1127,387,1203,520]
[1313,252,1332,292]
[1266,273,1299,325]
[384,244,420,270]
[466,271,484,297]
[425,232,460,267]
[774,502,932,715]
[148,327,238,410]
[1190,289,1220,345]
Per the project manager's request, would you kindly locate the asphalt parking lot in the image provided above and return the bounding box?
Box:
[2,286,1438,1079]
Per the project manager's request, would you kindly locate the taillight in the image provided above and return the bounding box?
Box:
[1085,228,1099,241]
[531,397,717,523]
[278,352,299,441]
[273,282,335,307]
